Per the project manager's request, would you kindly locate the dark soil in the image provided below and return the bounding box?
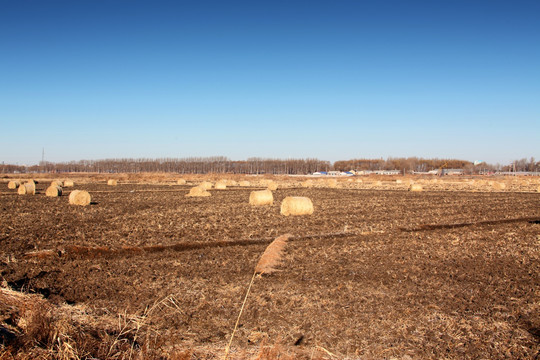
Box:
[1,181,539,359]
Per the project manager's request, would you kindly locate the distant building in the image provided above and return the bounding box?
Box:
[442,169,464,175]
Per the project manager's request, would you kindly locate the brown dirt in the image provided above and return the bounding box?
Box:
[0,176,539,359]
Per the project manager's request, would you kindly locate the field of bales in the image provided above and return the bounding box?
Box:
[1,173,539,359]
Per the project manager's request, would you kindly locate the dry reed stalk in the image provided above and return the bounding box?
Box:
[107,179,118,186]
[408,184,423,192]
[186,186,211,197]
[69,190,91,206]
[224,234,292,360]
[45,185,63,197]
[249,189,273,206]
[280,196,314,216]
[63,180,74,187]
[8,180,20,189]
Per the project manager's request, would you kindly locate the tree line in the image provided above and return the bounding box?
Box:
[1,156,537,175]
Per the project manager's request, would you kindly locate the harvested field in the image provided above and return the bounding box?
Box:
[0,175,539,359]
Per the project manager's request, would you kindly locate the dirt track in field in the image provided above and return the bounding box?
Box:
[1,179,539,359]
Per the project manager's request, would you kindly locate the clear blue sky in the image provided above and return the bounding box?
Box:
[1,0,538,166]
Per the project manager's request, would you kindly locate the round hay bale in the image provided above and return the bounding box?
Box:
[280,196,314,216]
[396,179,403,184]
[50,180,63,187]
[69,190,91,206]
[215,181,227,190]
[18,182,36,195]
[301,180,313,188]
[227,180,238,186]
[239,180,250,187]
[45,185,63,197]
[63,180,74,187]
[107,179,118,186]
[177,179,186,185]
[537,185,540,193]
[199,181,213,190]
[267,182,278,191]
[249,189,273,206]
[408,184,423,192]
[326,179,338,188]
[492,182,506,190]
[186,186,211,197]
[7,181,20,189]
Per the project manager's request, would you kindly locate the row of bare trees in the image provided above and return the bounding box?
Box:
[3,157,330,175]
[333,157,473,173]
[1,157,537,175]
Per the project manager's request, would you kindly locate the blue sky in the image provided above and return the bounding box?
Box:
[1,0,538,165]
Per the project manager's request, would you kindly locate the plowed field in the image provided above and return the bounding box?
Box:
[1,179,539,359]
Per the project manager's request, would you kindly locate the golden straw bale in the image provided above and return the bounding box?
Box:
[69,190,91,206]
[199,181,213,190]
[50,180,63,187]
[249,189,273,206]
[45,185,63,197]
[186,186,211,197]
[18,182,36,195]
[408,184,423,192]
[396,179,403,184]
[215,181,227,190]
[177,179,186,185]
[239,180,250,187]
[375,180,383,186]
[326,178,338,188]
[267,182,278,191]
[7,181,20,189]
[301,179,313,188]
[492,182,506,190]
[280,196,314,216]
[63,179,74,187]
[537,185,540,193]
[107,179,118,186]
[227,179,238,186]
